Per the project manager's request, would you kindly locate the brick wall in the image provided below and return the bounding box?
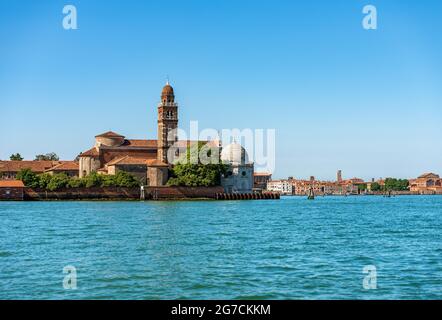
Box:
[24,186,224,200]
[0,187,24,200]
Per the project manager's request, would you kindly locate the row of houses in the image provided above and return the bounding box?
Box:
[264,173,442,196]
[266,177,364,196]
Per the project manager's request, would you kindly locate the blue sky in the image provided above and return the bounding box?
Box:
[1,0,441,180]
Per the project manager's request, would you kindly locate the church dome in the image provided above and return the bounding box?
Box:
[161,81,175,103]
[162,83,174,96]
[221,142,249,165]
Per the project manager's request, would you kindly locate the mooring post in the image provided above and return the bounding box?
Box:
[140,185,145,201]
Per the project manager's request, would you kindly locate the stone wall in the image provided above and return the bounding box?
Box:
[23,186,224,200]
[0,187,24,200]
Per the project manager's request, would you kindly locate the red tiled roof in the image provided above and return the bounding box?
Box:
[0,180,25,188]
[79,147,99,157]
[0,161,59,173]
[45,161,79,172]
[418,173,440,179]
[254,172,272,177]
[106,156,148,166]
[90,139,218,150]
[95,131,125,138]
[123,139,157,148]
[146,159,169,167]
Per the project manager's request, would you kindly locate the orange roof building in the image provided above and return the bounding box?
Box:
[0,160,80,180]
[0,180,25,200]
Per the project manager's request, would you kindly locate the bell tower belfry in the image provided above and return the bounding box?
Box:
[157,81,178,163]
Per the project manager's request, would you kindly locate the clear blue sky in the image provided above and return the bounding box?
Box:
[1,0,441,180]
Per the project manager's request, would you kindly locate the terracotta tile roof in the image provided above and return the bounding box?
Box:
[99,139,217,149]
[146,159,169,167]
[418,173,440,179]
[45,161,79,172]
[79,147,99,157]
[0,161,58,173]
[0,180,25,188]
[254,172,272,177]
[95,131,125,138]
[106,156,148,166]
[122,139,158,148]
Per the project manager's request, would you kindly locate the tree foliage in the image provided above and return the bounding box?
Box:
[370,179,409,192]
[10,153,24,161]
[34,152,59,161]
[16,169,40,188]
[384,178,409,191]
[168,142,227,187]
[370,182,382,192]
[16,169,140,190]
[167,163,227,187]
[46,173,70,191]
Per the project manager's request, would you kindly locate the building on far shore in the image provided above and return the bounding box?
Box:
[266,171,367,196]
[253,172,272,190]
[409,173,442,194]
[267,179,293,195]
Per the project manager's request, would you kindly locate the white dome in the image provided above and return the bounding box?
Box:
[221,142,249,165]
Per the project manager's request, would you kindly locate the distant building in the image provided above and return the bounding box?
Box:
[0,160,78,180]
[0,180,25,200]
[291,179,341,196]
[253,172,272,190]
[267,179,293,195]
[409,173,442,194]
[44,161,79,177]
[288,172,367,196]
[337,170,342,183]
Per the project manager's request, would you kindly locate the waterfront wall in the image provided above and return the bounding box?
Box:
[23,186,225,201]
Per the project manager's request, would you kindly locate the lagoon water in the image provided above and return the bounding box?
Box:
[0,196,441,299]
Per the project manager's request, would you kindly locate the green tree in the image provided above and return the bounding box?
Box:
[113,171,140,187]
[46,173,70,191]
[168,163,227,187]
[16,169,40,188]
[384,178,409,191]
[34,152,59,161]
[370,182,382,192]
[10,153,23,161]
[83,171,103,188]
[100,174,117,187]
[168,142,226,187]
[68,177,85,188]
[38,173,53,189]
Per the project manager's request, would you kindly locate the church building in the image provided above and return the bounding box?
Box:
[78,82,254,192]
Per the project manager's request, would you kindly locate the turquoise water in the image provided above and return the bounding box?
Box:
[0,196,441,299]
